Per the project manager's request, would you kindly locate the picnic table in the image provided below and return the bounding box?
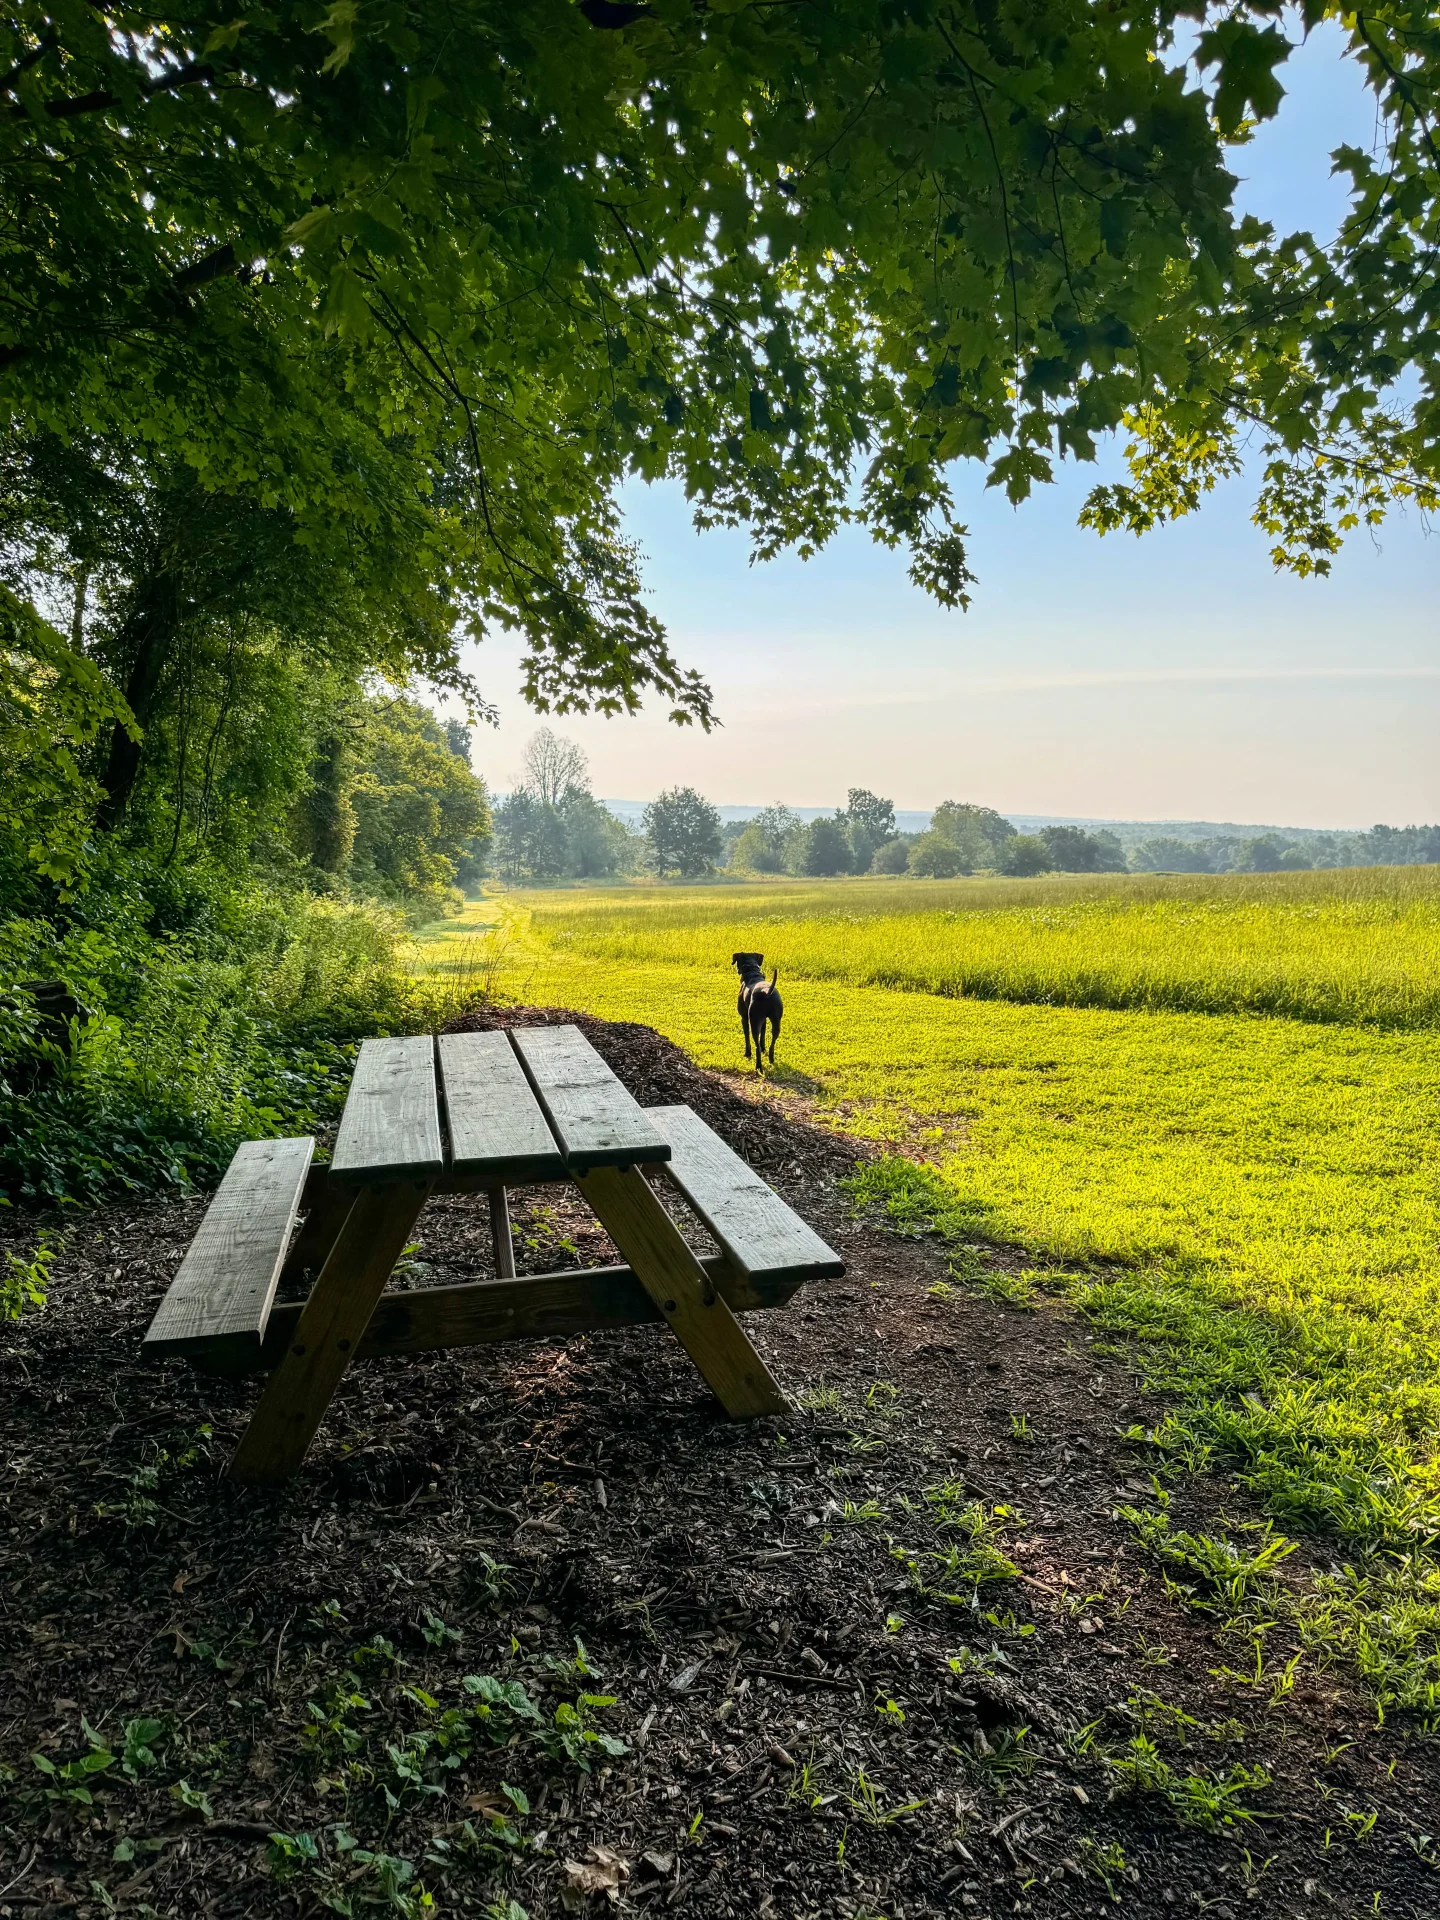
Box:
[143,1024,844,1482]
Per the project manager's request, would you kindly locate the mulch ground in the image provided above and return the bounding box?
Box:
[1,1006,1436,1919]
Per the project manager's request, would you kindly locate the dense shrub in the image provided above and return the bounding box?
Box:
[0,866,415,1205]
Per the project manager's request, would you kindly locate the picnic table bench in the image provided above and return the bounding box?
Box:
[143,1024,844,1482]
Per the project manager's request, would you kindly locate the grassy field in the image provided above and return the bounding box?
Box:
[417,869,1440,1716]
[523,864,1440,1028]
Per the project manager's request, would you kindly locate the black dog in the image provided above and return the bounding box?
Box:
[733,951,782,1069]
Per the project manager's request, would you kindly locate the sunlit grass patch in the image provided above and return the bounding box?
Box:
[425,879,1440,1717]
[521,864,1440,1029]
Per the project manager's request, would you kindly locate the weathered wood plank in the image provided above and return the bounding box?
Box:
[437,1031,566,1181]
[226,1178,433,1482]
[578,1164,788,1417]
[277,1164,358,1288]
[510,1025,669,1172]
[330,1036,443,1182]
[191,1259,802,1375]
[142,1137,314,1365]
[649,1104,845,1283]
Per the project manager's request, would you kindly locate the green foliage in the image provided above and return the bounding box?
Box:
[729,805,804,876]
[1104,1735,1272,1829]
[348,695,492,920]
[1118,1500,1299,1618]
[0,868,415,1204]
[2,1235,53,1320]
[0,585,135,892]
[1000,834,1055,879]
[800,815,854,878]
[644,788,722,879]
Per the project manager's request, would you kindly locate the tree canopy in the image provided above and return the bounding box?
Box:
[5,0,1438,764]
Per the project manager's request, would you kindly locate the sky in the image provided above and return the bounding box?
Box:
[454,27,1438,829]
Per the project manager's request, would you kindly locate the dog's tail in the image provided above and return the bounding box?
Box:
[770,968,780,988]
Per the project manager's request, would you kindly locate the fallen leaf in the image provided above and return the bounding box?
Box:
[668,1661,702,1693]
[464,1790,509,1815]
[561,1845,630,1909]
[767,1743,797,1770]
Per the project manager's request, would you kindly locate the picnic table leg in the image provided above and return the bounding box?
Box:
[490,1186,516,1279]
[576,1165,788,1418]
[227,1179,433,1484]
[277,1166,357,1288]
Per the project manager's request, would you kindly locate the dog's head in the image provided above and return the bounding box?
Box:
[732,950,764,975]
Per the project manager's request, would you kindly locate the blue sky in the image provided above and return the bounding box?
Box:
[460,27,1438,829]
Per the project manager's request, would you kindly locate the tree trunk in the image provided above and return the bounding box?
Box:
[97,574,181,828]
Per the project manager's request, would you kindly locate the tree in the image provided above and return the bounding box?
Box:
[645,788,722,879]
[929,802,1016,872]
[1131,837,1215,874]
[1093,832,1129,874]
[1235,835,1312,873]
[731,804,802,875]
[347,694,493,917]
[521,730,591,812]
[800,815,854,877]
[562,791,641,879]
[5,0,1438,777]
[871,838,911,875]
[1001,835,1055,877]
[908,831,969,879]
[1039,825,1124,873]
[844,789,897,870]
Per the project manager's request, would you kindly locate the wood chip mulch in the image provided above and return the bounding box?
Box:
[0,1005,1435,1918]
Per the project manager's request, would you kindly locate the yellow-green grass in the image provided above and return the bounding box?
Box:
[524,864,1440,1029]
[415,882,1440,1712]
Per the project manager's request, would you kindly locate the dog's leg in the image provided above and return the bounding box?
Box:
[751,1007,766,1072]
[738,992,751,1060]
[769,1007,781,1065]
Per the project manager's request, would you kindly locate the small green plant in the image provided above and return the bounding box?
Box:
[120,1716,168,1780]
[170,1779,214,1818]
[840,1498,886,1523]
[844,1767,925,1827]
[926,1280,955,1301]
[1078,1837,1127,1901]
[1120,1500,1297,1618]
[421,1611,461,1648]
[546,1695,628,1771]
[796,1383,843,1412]
[1126,1688,1199,1743]
[2,1235,54,1320]
[1009,1413,1033,1443]
[31,1723,115,1806]
[964,1726,1034,1796]
[1106,1735,1271,1828]
[875,1695,906,1724]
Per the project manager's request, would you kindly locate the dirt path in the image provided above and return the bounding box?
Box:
[0,1009,1433,1918]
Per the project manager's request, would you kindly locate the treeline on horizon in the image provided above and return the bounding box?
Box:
[489,753,1440,883]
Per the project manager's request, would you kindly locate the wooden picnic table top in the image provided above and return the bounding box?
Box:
[329,1023,671,1185]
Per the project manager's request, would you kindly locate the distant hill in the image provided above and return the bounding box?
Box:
[597,801,1359,846]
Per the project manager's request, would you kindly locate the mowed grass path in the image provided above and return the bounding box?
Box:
[421,877,1440,1711]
